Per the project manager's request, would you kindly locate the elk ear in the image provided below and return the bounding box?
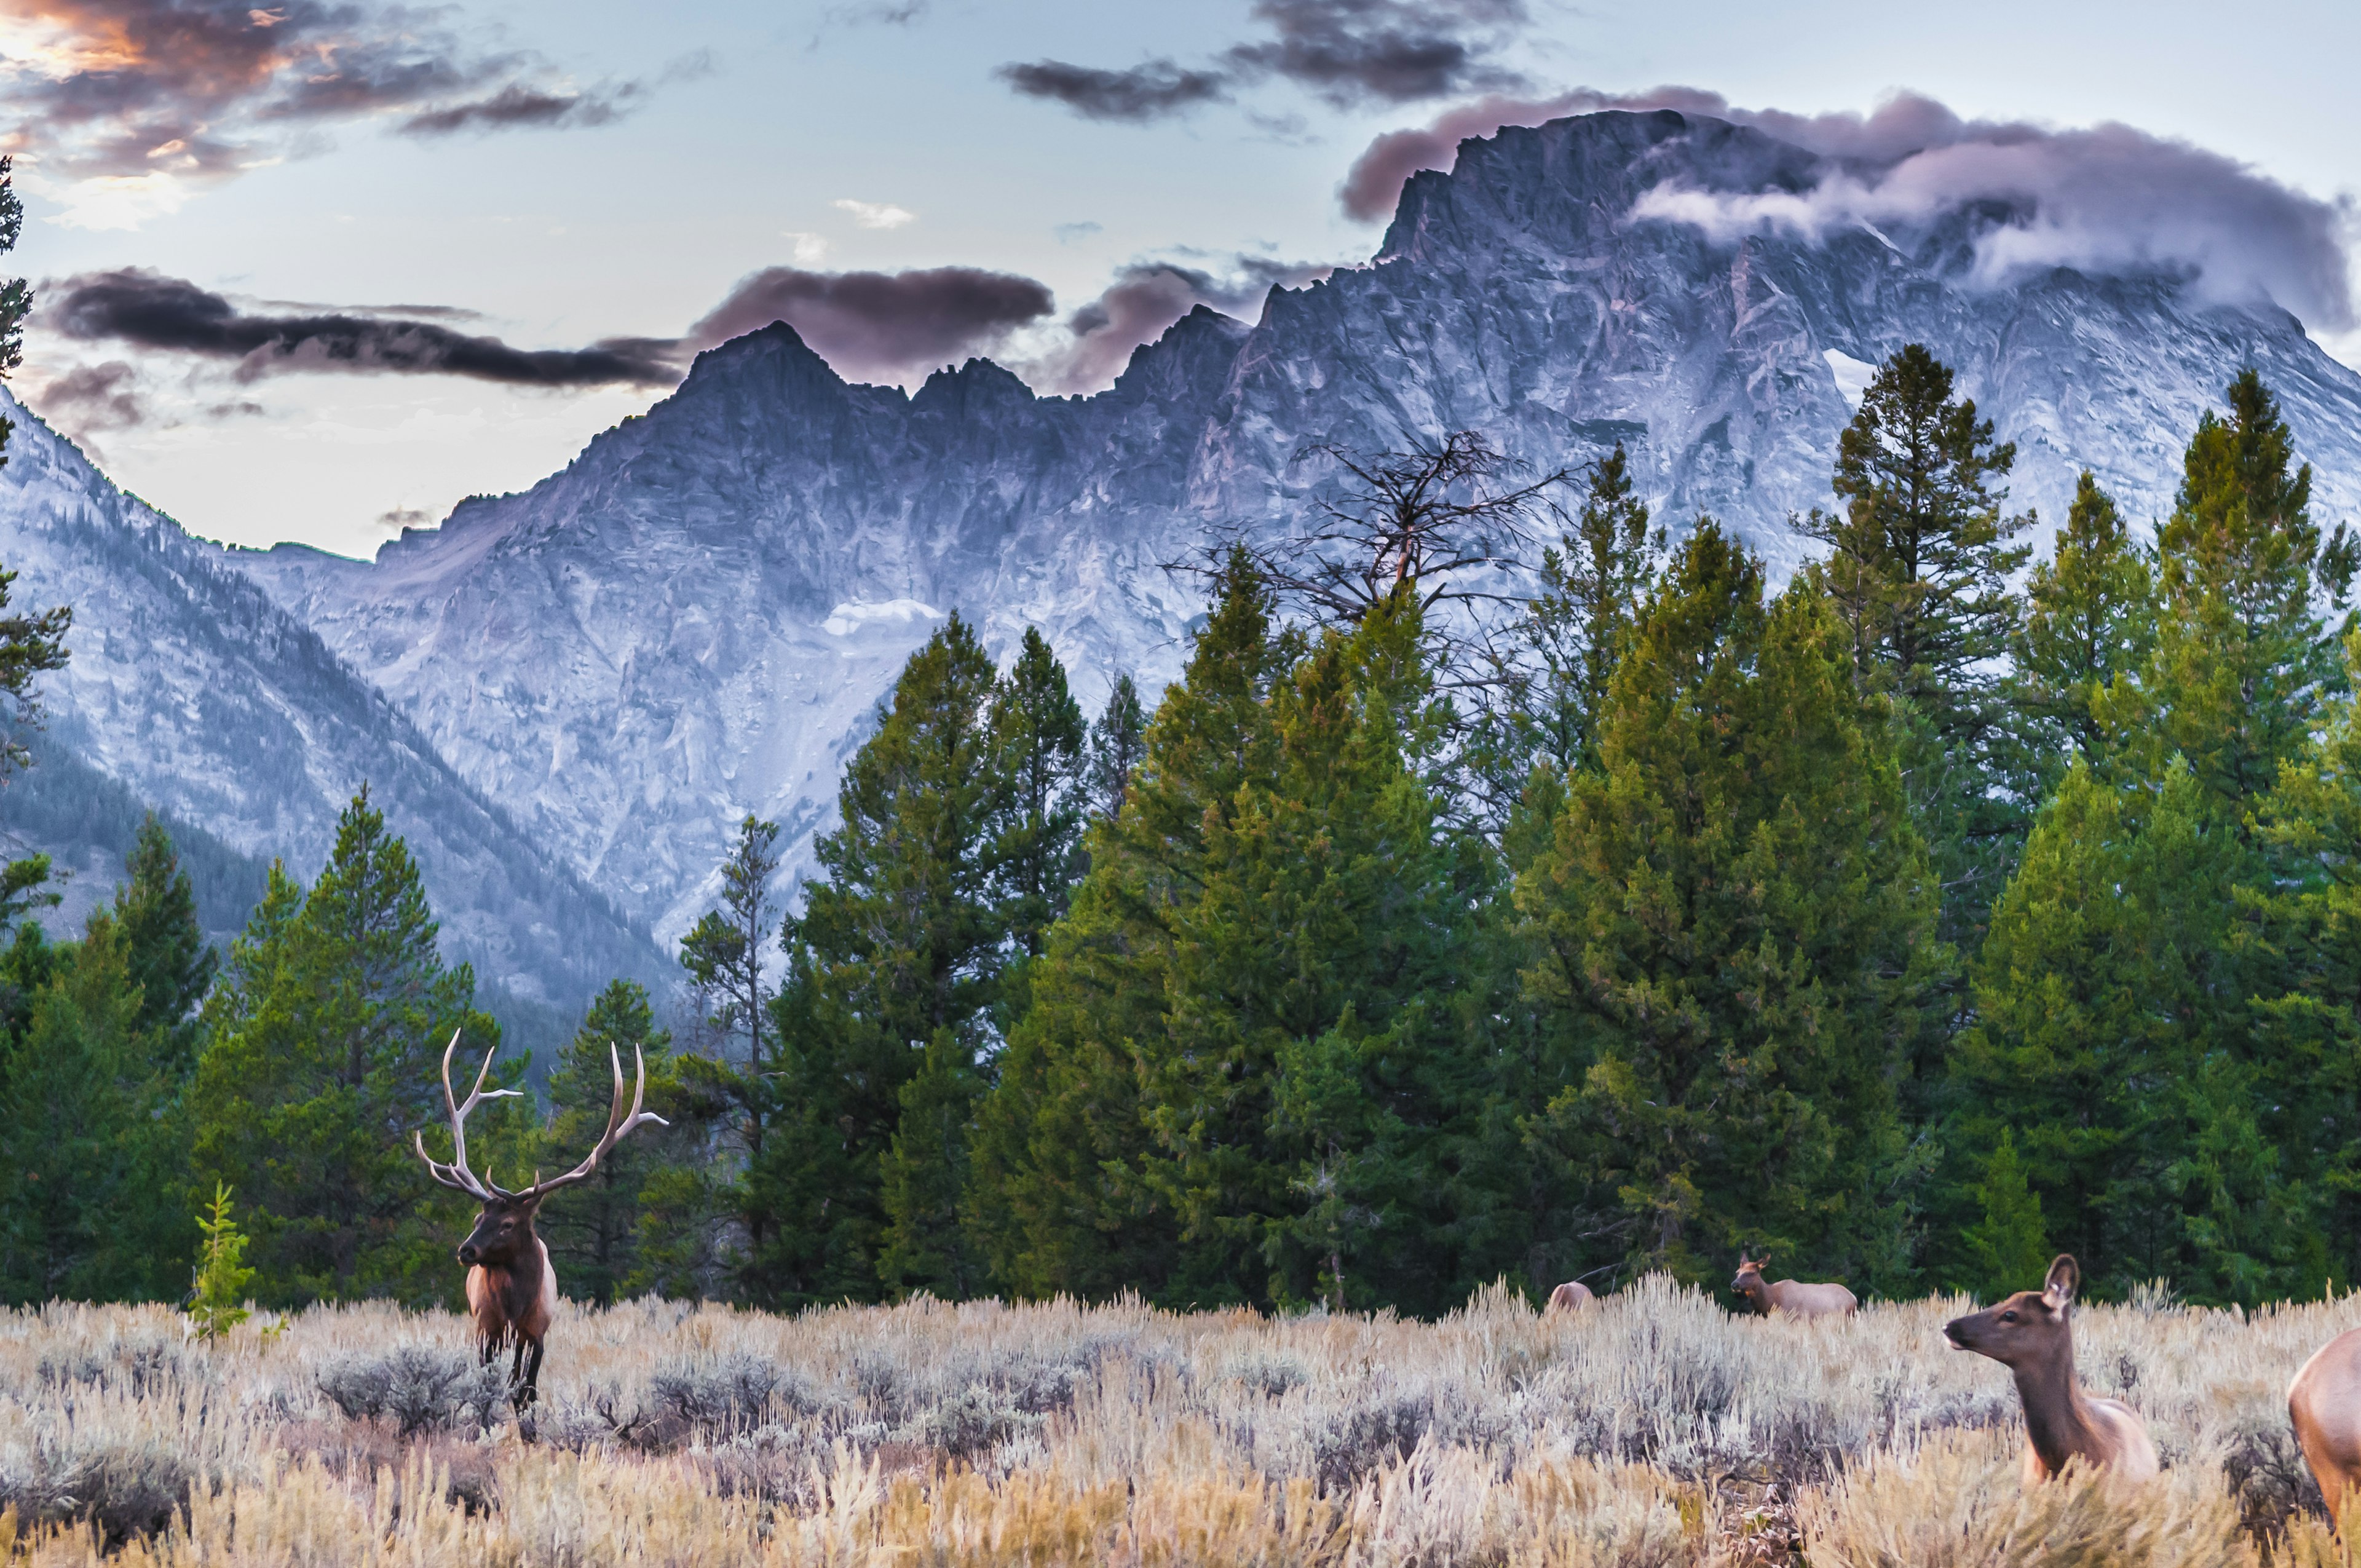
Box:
[2043,1254,2081,1308]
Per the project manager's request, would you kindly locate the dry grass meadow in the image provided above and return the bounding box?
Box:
[6,1276,2361,1565]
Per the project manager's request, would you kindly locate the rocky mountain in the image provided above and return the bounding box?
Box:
[26,106,2361,958]
[0,390,668,1038]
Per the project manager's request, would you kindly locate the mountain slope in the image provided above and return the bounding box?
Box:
[0,390,669,1021]
[198,109,2361,941]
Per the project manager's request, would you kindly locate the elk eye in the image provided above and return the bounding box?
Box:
[2001,1310,2019,1323]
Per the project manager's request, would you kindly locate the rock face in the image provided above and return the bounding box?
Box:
[0,390,666,1018]
[23,108,2361,958]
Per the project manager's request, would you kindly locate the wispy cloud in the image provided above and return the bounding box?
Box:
[833,198,916,229]
[999,0,1530,124]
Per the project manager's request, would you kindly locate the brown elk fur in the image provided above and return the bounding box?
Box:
[1731,1254,1857,1319]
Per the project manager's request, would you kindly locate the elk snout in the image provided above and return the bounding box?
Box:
[457,1241,482,1265]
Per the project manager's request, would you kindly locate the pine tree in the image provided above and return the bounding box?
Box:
[1133,588,1489,1310]
[1517,521,1944,1290]
[191,791,497,1304]
[113,816,216,1071]
[1946,761,2271,1299]
[679,815,781,1081]
[989,627,1087,960]
[1085,675,1147,823]
[2250,628,2361,1291]
[967,548,1295,1301]
[2119,369,2356,817]
[534,979,683,1305]
[754,614,1003,1304]
[0,911,164,1302]
[188,1182,255,1341]
[1797,344,2034,946]
[2009,472,2155,781]
[1959,1131,2049,1304]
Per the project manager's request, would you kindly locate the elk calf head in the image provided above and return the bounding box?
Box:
[1945,1255,2078,1369]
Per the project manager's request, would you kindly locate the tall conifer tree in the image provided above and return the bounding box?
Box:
[192,790,496,1304]
[967,550,1295,1300]
[2009,472,2155,781]
[1798,344,2033,947]
[755,614,1003,1303]
[1518,522,1942,1291]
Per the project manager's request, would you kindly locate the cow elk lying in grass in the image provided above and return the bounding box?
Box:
[1731,1254,1857,1318]
[1944,1253,2159,1484]
[414,1029,666,1430]
[2289,1325,2361,1518]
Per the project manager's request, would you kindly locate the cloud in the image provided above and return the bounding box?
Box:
[1054,221,1102,244]
[997,60,1230,122]
[684,265,1056,384]
[1000,0,1525,123]
[782,231,830,265]
[0,0,681,223]
[377,505,432,529]
[834,198,915,229]
[1224,0,1529,108]
[400,82,640,138]
[1339,89,2355,328]
[1018,255,1331,395]
[33,357,144,432]
[46,269,682,384]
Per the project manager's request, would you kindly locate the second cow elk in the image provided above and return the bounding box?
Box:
[1546,1280,1597,1312]
[1945,1254,2158,1484]
[1731,1254,1857,1319]
[2289,1327,2361,1518]
[414,1029,667,1427]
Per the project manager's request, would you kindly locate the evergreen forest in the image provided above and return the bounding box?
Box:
[9,335,2361,1317]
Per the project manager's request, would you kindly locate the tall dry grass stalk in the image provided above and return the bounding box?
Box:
[0,1277,2354,1565]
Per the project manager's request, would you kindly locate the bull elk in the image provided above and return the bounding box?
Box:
[414,1029,666,1422]
[1731,1254,1857,1319]
[1944,1254,2159,1484]
[2288,1328,2361,1518]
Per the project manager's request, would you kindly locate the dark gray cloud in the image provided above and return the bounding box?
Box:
[999,0,1525,124]
[686,266,1057,383]
[47,270,681,386]
[1340,89,2354,328]
[1020,256,1332,394]
[1225,0,1529,107]
[0,0,679,195]
[997,60,1230,122]
[401,83,639,138]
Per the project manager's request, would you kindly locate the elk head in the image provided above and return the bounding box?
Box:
[414,1029,668,1270]
[1945,1254,2079,1371]
[1732,1254,1771,1315]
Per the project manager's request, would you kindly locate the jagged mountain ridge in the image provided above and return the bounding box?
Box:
[178,109,2361,940]
[0,390,670,1021]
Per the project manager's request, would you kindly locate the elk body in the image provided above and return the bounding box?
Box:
[1945,1254,2158,1484]
[414,1031,666,1420]
[1731,1255,1857,1319]
[2288,1328,2361,1516]
[1546,1280,1596,1312]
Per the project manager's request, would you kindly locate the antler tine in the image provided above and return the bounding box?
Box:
[519,1043,670,1202]
[413,1028,522,1201]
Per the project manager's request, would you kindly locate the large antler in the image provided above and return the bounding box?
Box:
[414,1028,523,1200]
[515,1043,669,1202]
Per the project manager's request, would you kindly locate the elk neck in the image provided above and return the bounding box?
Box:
[2009,1333,2102,1470]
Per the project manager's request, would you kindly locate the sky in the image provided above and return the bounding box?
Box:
[6,0,2359,557]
